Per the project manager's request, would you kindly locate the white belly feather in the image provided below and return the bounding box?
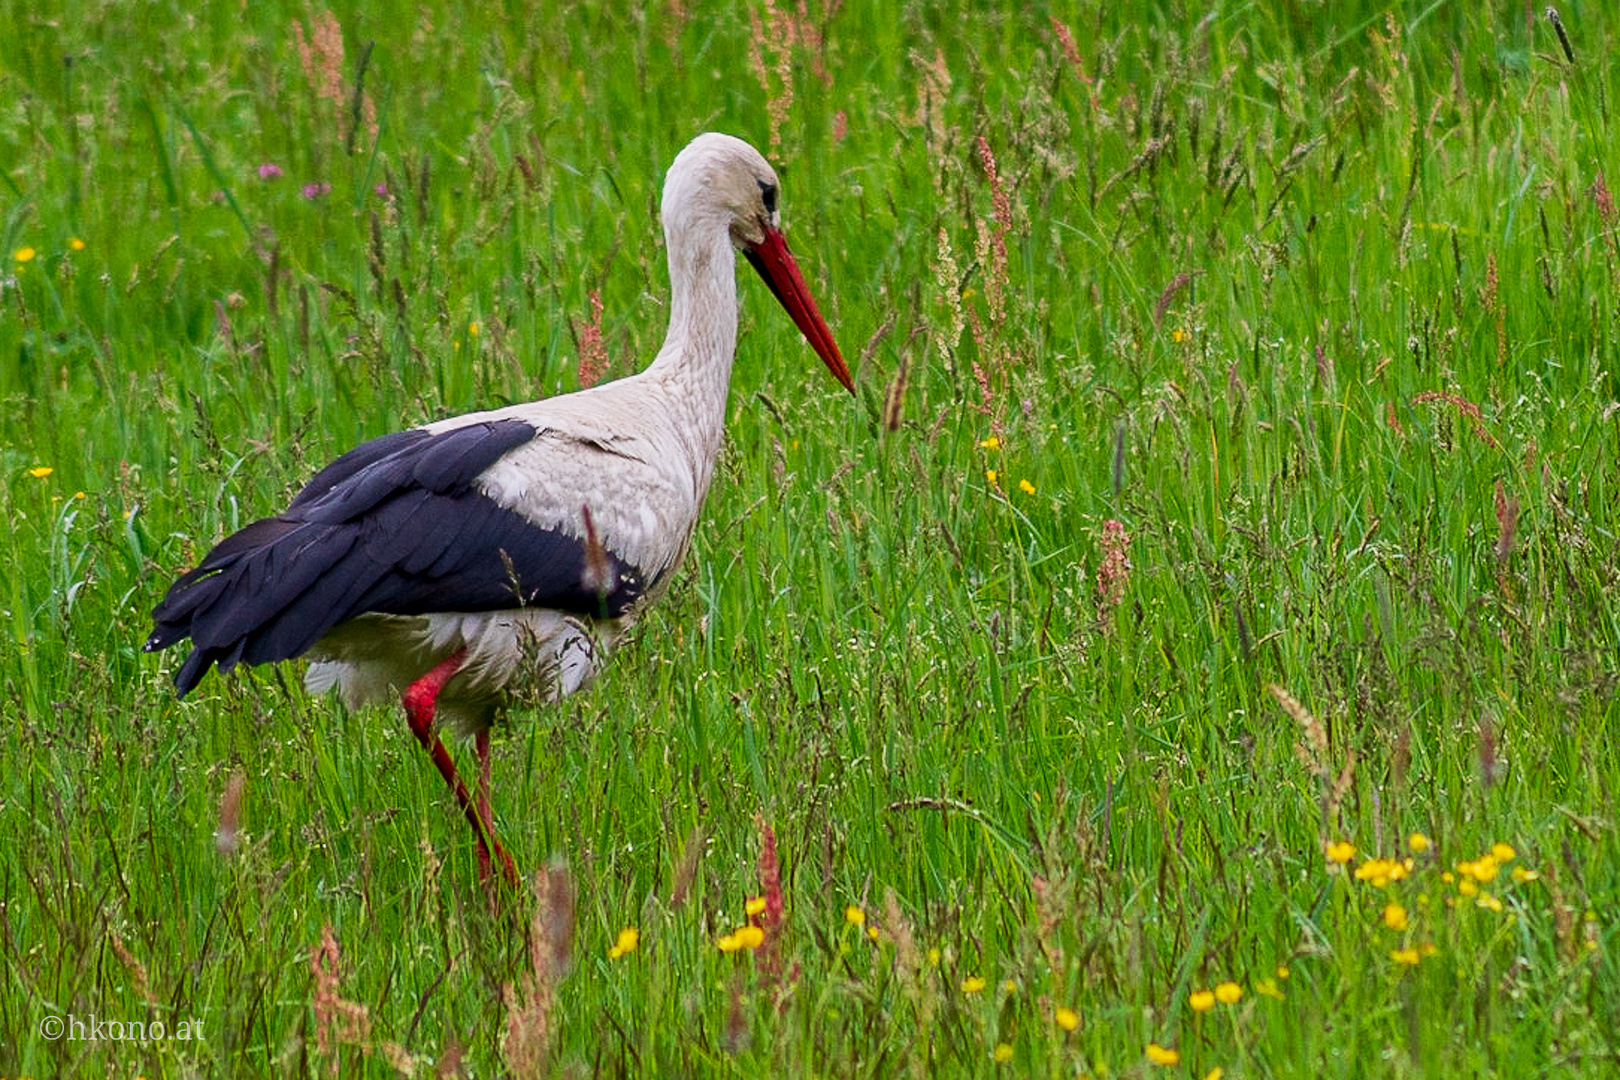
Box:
[304,609,625,737]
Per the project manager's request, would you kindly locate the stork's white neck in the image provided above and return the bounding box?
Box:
[643,218,742,504]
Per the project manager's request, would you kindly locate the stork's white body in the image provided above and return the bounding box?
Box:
[148,133,850,883]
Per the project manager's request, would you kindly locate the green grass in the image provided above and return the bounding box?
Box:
[3,0,1619,1075]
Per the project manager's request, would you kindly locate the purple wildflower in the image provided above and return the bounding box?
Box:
[301,182,331,200]
[257,162,283,181]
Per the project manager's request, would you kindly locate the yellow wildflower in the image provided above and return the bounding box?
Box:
[1511,866,1539,884]
[927,947,941,966]
[1189,989,1216,1012]
[961,976,987,993]
[1491,842,1516,863]
[14,246,36,263]
[1214,981,1242,1005]
[1002,979,1016,994]
[986,469,998,486]
[717,924,765,952]
[992,1043,1013,1064]
[1054,1006,1079,1032]
[866,925,881,942]
[1476,893,1504,914]
[1408,832,1431,854]
[1276,965,1290,979]
[1205,1070,1225,1080]
[69,237,86,251]
[745,896,766,916]
[1146,1043,1180,1066]
[980,436,1000,450]
[29,466,54,479]
[1326,841,1356,864]
[468,321,480,336]
[608,927,639,959]
[1018,478,1036,495]
[1355,857,1408,887]
[1383,903,1409,931]
[1458,878,1479,897]
[1254,977,1284,1000]
[844,905,865,926]
[1391,947,1421,966]
[1171,328,1185,343]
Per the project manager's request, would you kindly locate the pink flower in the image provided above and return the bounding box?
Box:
[301,181,331,200]
[257,162,283,180]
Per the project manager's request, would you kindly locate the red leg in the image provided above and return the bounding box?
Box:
[474,727,494,882]
[401,652,519,887]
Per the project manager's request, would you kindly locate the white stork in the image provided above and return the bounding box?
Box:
[146,133,853,885]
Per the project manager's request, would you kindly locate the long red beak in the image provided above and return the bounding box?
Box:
[744,226,855,394]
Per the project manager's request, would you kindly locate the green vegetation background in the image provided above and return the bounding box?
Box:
[1,1,1616,1076]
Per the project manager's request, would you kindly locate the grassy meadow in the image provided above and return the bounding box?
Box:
[4,0,1619,1075]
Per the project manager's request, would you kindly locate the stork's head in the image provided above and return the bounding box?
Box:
[662,133,854,394]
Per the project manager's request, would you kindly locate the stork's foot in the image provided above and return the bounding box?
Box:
[402,652,520,890]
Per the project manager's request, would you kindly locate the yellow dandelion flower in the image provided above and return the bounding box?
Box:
[1466,855,1500,882]
[986,469,999,486]
[1476,893,1504,914]
[961,976,987,993]
[74,491,86,499]
[1420,942,1439,957]
[1002,979,1017,994]
[29,466,54,479]
[745,896,766,916]
[14,246,36,263]
[1214,981,1242,1005]
[993,1042,1013,1064]
[1384,903,1409,931]
[1511,866,1539,884]
[69,237,86,251]
[927,947,941,966]
[468,321,480,336]
[1276,965,1290,979]
[608,927,639,959]
[1355,857,1406,887]
[1189,989,1215,1012]
[1458,878,1479,897]
[1204,1069,1225,1080]
[1054,1006,1079,1031]
[1018,478,1036,495]
[1491,842,1516,863]
[1441,871,1455,884]
[717,925,764,952]
[1326,841,1356,864]
[980,436,1000,450]
[1172,328,1185,343]
[1391,947,1421,966]
[866,925,881,942]
[845,905,865,926]
[1146,1043,1180,1066]
[1408,832,1431,854]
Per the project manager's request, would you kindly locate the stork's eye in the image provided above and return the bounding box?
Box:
[757,178,778,214]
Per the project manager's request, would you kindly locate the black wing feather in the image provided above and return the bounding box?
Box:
[148,419,649,696]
